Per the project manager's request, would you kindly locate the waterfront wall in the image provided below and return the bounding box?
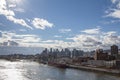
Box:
[87,60,116,68]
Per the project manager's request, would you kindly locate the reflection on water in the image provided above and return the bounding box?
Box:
[0,60,120,80]
[0,60,28,80]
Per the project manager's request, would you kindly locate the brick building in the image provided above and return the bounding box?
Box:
[94,49,108,60]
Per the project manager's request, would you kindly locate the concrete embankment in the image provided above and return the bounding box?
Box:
[68,65,120,75]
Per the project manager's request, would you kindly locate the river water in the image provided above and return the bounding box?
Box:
[0,60,120,80]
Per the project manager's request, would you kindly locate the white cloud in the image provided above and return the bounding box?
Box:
[32,18,54,30]
[107,9,120,18]
[26,18,31,22]
[8,4,16,8]
[111,0,117,3]
[0,30,73,48]
[111,0,120,8]
[14,8,25,12]
[0,28,120,51]
[106,0,120,19]
[21,37,41,43]
[54,35,62,38]
[42,40,54,43]
[0,0,55,30]
[66,28,120,51]
[105,31,116,36]
[2,40,19,46]
[6,16,33,29]
[19,29,26,32]
[103,33,120,45]
[40,40,73,49]
[59,29,71,33]
[0,31,15,42]
[68,34,101,47]
[0,9,15,16]
[0,0,32,29]
[81,27,100,34]
[0,30,41,46]
[6,0,25,7]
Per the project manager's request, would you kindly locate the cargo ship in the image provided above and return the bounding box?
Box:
[48,61,69,68]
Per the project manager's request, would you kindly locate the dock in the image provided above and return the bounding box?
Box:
[68,65,120,75]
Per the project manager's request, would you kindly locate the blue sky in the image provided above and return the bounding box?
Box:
[0,0,120,51]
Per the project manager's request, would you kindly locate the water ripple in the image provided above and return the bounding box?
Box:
[0,60,120,80]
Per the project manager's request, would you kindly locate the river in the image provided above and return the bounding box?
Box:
[0,60,120,80]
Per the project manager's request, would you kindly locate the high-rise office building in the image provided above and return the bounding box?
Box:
[111,45,118,58]
[94,49,108,60]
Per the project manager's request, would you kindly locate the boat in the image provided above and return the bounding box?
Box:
[48,62,69,68]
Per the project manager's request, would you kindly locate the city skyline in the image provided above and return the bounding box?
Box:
[0,0,120,51]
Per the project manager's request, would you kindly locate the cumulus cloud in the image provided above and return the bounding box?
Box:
[103,31,120,45]
[106,0,120,19]
[2,40,19,46]
[105,31,116,36]
[42,40,55,43]
[0,28,120,51]
[8,4,16,8]
[81,27,100,34]
[0,0,55,30]
[32,18,54,30]
[68,34,101,47]
[0,30,41,46]
[54,35,62,38]
[59,29,71,33]
[21,37,41,43]
[66,28,120,51]
[0,0,32,29]
[14,8,25,12]
[6,16,32,29]
[0,30,73,48]
[40,40,73,49]
[111,0,117,3]
[13,34,41,43]
[107,9,120,18]
[19,29,27,32]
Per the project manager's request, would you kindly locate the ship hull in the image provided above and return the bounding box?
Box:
[48,62,69,68]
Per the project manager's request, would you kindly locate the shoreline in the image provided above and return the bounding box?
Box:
[0,59,120,75]
[68,65,120,75]
[39,60,120,75]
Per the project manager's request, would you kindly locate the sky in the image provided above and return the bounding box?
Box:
[0,0,120,51]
